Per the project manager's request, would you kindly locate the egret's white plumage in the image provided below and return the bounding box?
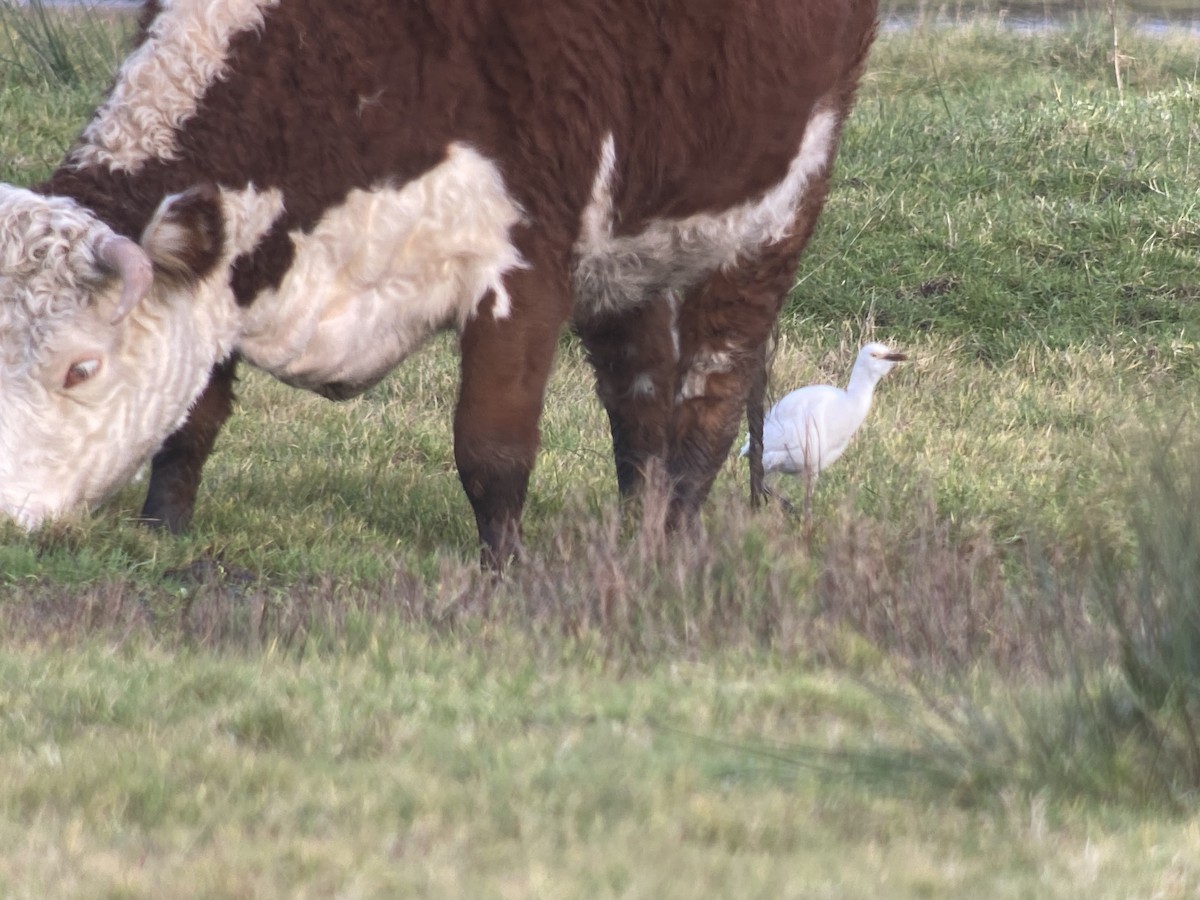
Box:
[742,342,907,522]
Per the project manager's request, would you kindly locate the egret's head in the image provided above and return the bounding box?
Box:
[857,342,907,380]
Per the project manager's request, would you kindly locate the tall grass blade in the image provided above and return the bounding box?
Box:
[0,0,129,88]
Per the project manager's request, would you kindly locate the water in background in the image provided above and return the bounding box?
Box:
[10,0,1200,38]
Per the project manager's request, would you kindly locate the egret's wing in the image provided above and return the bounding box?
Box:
[762,385,843,473]
[803,386,869,470]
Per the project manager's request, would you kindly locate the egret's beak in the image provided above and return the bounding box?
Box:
[883,352,908,362]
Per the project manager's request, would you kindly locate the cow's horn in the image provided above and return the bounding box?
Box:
[97,234,154,324]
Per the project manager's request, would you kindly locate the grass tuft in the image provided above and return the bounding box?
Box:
[1094,425,1200,792]
[0,0,131,88]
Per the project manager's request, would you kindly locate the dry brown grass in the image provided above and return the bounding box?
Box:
[1,486,1105,682]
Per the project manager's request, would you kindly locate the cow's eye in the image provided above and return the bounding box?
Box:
[64,358,101,389]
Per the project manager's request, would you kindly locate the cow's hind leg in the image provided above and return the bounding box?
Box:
[746,337,770,510]
[575,292,677,499]
[140,356,238,533]
[667,232,814,528]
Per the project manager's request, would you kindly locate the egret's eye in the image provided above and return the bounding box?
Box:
[64,358,101,389]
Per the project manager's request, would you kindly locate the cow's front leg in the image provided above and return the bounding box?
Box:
[455,271,569,569]
[140,356,238,533]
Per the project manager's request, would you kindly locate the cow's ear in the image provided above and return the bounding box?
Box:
[140,184,224,283]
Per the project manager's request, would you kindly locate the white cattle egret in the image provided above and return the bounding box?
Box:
[742,341,907,528]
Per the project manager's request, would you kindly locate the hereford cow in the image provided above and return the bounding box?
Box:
[0,0,877,565]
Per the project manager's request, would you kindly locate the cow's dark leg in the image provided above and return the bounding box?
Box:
[139,356,237,533]
[455,271,569,569]
[746,338,770,510]
[667,223,821,529]
[575,293,676,499]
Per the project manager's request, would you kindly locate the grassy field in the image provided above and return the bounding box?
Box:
[2,7,1200,898]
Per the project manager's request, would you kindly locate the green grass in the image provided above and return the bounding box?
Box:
[2,13,1200,898]
[0,0,132,88]
[884,0,1200,16]
[6,637,1187,899]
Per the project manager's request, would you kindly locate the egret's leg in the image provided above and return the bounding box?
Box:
[767,479,800,520]
[802,471,817,545]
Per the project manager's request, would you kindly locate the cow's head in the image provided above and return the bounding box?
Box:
[0,184,228,529]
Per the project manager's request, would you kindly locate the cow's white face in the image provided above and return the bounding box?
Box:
[0,185,231,529]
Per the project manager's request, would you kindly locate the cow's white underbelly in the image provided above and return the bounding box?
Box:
[237,144,525,396]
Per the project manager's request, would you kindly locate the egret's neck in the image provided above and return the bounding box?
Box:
[845,366,882,399]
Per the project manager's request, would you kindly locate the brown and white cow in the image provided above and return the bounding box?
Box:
[0,0,877,565]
